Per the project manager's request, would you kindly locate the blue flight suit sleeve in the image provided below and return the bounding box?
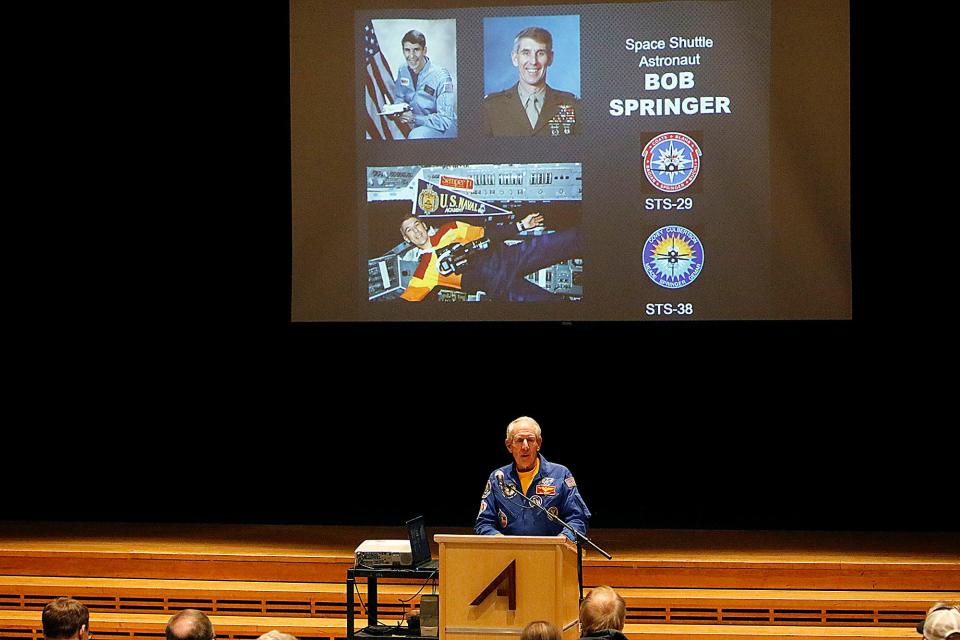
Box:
[395,66,415,107]
[556,471,591,542]
[475,474,502,535]
[414,64,456,132]
[482,221,524,245]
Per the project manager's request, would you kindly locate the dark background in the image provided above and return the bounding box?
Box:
[8,1,947,532]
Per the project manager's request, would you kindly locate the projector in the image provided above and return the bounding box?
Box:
[355,539,413,567]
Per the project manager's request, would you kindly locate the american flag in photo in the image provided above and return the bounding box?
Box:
[363,21,408,140]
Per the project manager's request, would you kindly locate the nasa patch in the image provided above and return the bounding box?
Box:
[643,225,704,289]
[499,509,508,529]
[642,132,702,192]
[565,476,576,488]
[540,478,555,486]
[482,481,491,499]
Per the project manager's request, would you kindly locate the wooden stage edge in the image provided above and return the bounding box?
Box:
[1,522,958,590]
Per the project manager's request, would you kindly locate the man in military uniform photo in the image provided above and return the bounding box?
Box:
[482,26,582,137]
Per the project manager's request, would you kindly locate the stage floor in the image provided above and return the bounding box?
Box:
[2,522,957,566]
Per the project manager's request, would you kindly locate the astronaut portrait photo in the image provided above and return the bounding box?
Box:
[362,18,458,140]
[482,15,582,137]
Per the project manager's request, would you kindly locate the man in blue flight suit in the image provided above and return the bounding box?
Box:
[475,416,590,540]
[394,30,458,139]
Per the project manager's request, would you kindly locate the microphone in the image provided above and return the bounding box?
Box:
[495,470,517,497]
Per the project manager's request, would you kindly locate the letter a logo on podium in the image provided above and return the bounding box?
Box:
[470,559,517,610]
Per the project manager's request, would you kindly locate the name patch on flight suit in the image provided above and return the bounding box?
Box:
[424,85,436,96]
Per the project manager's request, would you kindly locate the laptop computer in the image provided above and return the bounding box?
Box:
[406,515,439,570]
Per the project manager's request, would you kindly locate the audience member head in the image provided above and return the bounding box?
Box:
[42,597,90,640]
[166,609,215,640]
[257,632,298,640]
[521,620,561,640]
[579,586,626,635]
[919,604,960,640]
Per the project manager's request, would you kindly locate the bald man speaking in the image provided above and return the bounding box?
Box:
[475,416,591,540]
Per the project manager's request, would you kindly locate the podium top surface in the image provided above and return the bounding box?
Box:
[434,534,577,551]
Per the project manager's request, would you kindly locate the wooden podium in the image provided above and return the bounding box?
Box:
[435,535,580,640]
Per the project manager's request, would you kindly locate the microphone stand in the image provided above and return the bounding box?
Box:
[498,477,612,602]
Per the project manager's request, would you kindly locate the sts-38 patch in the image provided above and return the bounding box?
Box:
[482,481,491,499]
[643,225,704,289]
[565,476,576,488]
[536,484,557,496]
[642,132,702,192]
[499,509,508,529]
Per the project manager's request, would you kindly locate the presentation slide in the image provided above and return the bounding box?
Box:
[292,0,850,321]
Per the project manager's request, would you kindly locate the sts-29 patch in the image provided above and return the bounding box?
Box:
[536,484,557,496]
[482,481,491,499]
[642,132,702,192]
[499,509,508,529]
[643,225,704,289]
[564,476,576,488]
